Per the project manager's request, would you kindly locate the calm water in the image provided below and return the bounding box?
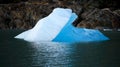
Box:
[0,30,120,67]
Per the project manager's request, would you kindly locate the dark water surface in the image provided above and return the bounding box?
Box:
[0,30,120,67]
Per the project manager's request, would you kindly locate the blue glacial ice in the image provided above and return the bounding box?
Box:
[15,8,109,42]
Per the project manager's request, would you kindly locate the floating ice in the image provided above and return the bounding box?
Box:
[15,8,109,42]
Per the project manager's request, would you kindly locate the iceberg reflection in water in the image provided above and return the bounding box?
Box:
[30,42,73,67]
[15,8,109,42]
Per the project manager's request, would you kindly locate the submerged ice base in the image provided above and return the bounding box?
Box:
[15,8,109,42]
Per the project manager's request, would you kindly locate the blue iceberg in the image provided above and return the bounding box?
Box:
[15,8,109,42]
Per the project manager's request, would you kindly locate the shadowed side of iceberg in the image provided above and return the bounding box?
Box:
[52,13,109,42]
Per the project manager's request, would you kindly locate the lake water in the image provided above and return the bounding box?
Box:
[0,30,120,67]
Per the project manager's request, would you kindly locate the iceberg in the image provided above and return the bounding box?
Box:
[15,8,109,42]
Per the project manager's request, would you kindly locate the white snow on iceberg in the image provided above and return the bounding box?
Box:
[15,8,109,42]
